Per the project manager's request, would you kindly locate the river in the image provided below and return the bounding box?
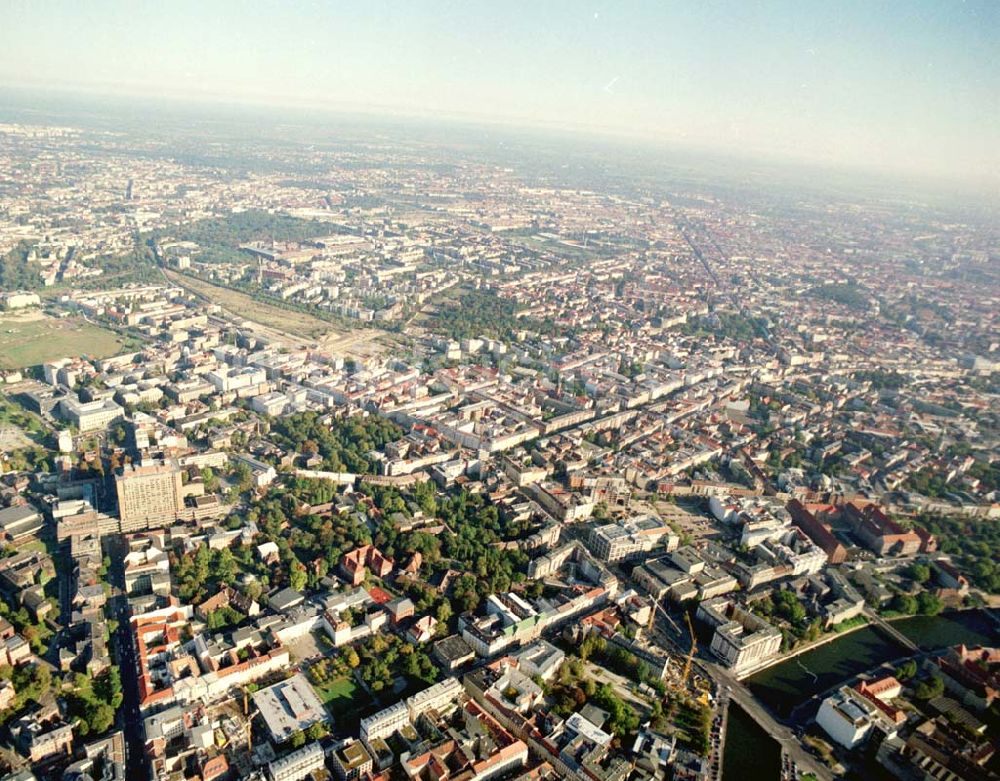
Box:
[721,701,782,781]
[721,609,997,780]
[745,609,997,718]
[893,609,997,649]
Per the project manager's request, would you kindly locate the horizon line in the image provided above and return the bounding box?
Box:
[1,78,997,199]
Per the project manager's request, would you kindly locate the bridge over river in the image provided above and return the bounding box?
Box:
[721,608,998,780]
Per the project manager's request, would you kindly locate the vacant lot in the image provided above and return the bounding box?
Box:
[0,312,129,369]
[165,270,339,341]
[317,329,400,361]
[0,425,33,450]
[286,630,329,663]
[653,499,722,542]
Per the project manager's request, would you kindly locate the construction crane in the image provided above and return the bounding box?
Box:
[243,686,253,752]
[645,597,696,695]
[681,610,698,692]
[647,595,683,635]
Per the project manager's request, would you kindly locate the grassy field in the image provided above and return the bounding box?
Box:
[0,313,130,369]
[311,674,364,730]
[314,674,366,732]
[164,270,339,340]
[313,675,359,708]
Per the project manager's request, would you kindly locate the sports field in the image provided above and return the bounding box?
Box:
[0,311,130,369]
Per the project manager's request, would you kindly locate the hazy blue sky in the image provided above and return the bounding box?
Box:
[1,1,997,185]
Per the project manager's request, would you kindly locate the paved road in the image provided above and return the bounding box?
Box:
[703,661,834,781]
[647,615,834,781]
[707,692,727,781]
[106,535,148,781]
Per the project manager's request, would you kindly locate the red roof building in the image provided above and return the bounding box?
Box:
[202,754,229,781]
[340,545,395,586]
[787,499,847,564]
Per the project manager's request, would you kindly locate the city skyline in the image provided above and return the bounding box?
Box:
[1,0,997,187]
[0,6,997,781]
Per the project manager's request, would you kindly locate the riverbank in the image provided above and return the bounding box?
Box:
[745,608,997,718]
[735,617,872,681]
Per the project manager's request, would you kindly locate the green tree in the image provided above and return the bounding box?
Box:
[593,683,639,737]
[895,660,918,680]
[892,593,918,615]
[214,548,237,585]
[206,605,244,631]
[917,591,944,616]
[201,467,220,493]
[0,242,42,290]
[232,462,254,493]
[88,703,116,734]
[774,590,808,626]
[915,675,944,700]
[289,560,308,592]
